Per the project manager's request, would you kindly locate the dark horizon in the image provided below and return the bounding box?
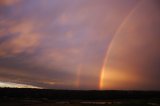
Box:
[0,88,160,106]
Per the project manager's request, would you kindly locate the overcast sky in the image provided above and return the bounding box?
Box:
[0,0,160,90]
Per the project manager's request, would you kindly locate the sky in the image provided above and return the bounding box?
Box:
[0,0,160,90]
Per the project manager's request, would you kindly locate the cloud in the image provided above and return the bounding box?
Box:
[0,21,40,57]
[0,0,20,6]
[0,81,41,89]
[1,0,137,89]
[1,0,159,90]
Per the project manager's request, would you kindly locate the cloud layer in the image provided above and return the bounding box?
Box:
[0,0,159,90]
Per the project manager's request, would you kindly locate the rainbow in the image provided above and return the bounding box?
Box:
[99,0,144,90]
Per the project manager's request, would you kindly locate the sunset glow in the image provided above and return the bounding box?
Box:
[0,81,42,89]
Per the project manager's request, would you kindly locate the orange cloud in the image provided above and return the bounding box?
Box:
[0,0,20,6]
[0,21,40,57]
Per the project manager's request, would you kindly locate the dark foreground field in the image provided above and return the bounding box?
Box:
[0,88,160,106]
